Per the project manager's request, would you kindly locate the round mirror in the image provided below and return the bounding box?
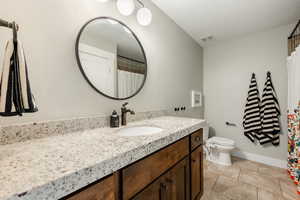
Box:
[76,17,147,100]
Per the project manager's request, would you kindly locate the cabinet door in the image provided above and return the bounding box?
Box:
[132,175,170,200]
[168,157,190,200]
[190,146,203,200]
[65,175,116,200]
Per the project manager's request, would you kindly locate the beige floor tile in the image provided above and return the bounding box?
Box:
[205,161,240,180]
[203,172,218,197]
[203,157,299,200]
[239,170,281,194]
[200,192,210,200]
[203,159,210,172]
[208,176,257,200]
[204,172,218,190]
[258,189,289,200]
[258,165,288,181]
[232,157,264,172]
[280,179,300,200]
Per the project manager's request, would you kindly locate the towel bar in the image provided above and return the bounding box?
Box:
[0,18,19,30]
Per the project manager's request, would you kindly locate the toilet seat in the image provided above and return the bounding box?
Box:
[207,137,235,147]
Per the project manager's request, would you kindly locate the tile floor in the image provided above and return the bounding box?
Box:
[201,157,300,200]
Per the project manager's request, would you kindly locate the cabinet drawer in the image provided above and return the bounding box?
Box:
[190,129,203,150]
[65,175,116,200]
[122,137,189,200]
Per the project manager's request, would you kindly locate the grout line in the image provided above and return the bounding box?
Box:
[237,167,241,182]
[278,179,287,198]
[211,175,219,191]
[278,179,283,197]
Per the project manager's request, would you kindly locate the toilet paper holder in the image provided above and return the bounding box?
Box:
[225,122,237,127]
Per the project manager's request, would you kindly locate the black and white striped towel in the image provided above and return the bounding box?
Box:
[259,72,280,146]
[0,39,38,116]
[243,73,261,143]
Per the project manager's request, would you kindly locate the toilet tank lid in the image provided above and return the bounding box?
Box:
[207,137,235,146]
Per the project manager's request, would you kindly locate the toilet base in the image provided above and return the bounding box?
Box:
[206,149,233,166]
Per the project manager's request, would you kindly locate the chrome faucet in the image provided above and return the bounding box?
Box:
[121,102,135,126]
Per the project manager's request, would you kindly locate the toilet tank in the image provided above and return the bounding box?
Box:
[203,124,209,141]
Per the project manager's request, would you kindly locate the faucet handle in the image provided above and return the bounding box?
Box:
[130,110,135,115]
[122,102,128,107]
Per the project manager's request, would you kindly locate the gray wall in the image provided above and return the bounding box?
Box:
[0,0,203,125]
[203,24,293,160]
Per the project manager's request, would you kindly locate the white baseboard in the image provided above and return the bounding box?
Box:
[232,151,287,169]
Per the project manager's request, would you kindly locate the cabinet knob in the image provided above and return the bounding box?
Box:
[166,178,173,184]
[159,182,167,200]
[192,159,196,162]
[160,182,167,189]
[195,136,201,142]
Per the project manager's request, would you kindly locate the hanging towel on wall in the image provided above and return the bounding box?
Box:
[243,73,261,143]
[259,72,280,145]
[0,36,38,116]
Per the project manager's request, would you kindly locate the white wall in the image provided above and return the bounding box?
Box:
[204,24,293,160]
[0,0,203,125]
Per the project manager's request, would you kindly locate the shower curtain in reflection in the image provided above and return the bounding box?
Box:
[117,70,144,99]
[287,44,300,194]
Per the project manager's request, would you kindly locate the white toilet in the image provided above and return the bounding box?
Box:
[203,126,235,166]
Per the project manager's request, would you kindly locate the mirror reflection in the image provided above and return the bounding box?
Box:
[76,17,147,99]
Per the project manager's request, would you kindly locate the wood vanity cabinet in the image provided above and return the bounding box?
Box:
[122,137,189,200]
[190,129,204,200]
[62,129,203,200]
[132,174,166,200]
[132,157,190,200]
[64,175,117,200]
[168,157,190,200]
[190,129,203,151]
[190,146,203,200]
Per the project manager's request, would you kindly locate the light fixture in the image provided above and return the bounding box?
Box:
[97,0,152,27]
[117,0,135,16]
[137,7,152,26]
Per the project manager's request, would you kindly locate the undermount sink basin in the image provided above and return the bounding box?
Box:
[117,126,163,136]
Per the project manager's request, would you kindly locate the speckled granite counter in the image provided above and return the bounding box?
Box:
[0,116,206,200]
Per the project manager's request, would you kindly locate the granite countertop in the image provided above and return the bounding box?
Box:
[0,116,206,200]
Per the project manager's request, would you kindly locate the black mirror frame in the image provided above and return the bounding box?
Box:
[75,16,147,100]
